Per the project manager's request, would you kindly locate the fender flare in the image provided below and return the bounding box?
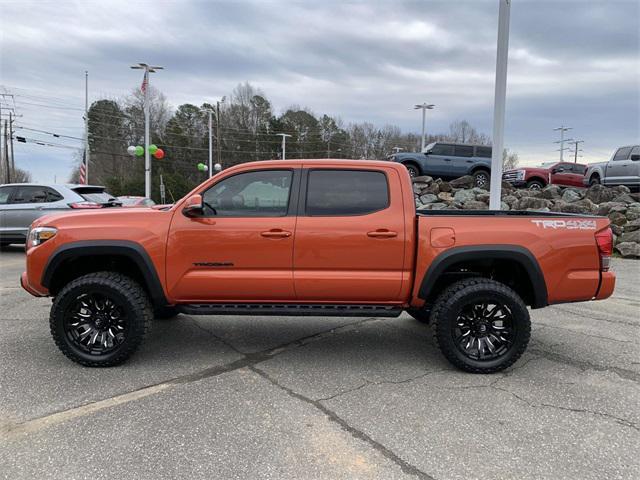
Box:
[418,245,548,308]
[41,240,168,307]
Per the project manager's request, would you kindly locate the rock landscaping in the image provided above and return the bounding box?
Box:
[413,175,640,258]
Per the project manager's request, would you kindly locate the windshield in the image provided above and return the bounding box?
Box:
[72,187,120,205]
[536,162,557,168]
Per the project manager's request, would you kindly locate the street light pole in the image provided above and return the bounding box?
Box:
[207,109,213,178]
[489,0,511,210]
[130,63,163,198]
[84,70,89,184]
[276,133,292,160]
[414,103,435,152]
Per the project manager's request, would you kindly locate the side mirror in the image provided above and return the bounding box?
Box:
[182,194,204,218]
[631,154,640,161]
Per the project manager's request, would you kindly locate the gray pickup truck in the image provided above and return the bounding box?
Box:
[389,142,492,189]
[583,145,640,189]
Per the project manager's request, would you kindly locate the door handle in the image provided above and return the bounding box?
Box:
[367,229,397,238]
[261,229,292,238]
[444,158,452,162]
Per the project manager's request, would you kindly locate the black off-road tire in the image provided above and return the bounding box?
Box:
[526,179,545,190]
[405,308,431,324]
[589,175,601,186]
[154,306,180,320]
[431,277,531,374]
[50,272,152,367]
[405,163,420,178]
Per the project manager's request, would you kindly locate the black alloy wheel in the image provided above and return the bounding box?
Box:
[452,302,514,361]
[50,272,152,367]
[406,164,419,178]
[473,171,490,189]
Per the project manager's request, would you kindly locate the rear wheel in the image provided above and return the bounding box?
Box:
[473,170,490,189]
[526,179,545,190]
[431,277,530,373]
[404,164,420,178]
[589,175,601,186]
[50,272,152,367]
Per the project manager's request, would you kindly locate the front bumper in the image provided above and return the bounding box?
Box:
[21,271,48,297]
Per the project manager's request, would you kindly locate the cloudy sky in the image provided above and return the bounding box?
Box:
[1,0,638,183]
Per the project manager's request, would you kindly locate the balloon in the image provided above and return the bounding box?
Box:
[153,148,164,159]
[127,146,137,156]
[197,163,209,172]
[214,163,222,171]
[148,144,158,155]
[134,146,144,157]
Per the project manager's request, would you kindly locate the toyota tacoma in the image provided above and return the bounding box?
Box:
[21,160,615,373]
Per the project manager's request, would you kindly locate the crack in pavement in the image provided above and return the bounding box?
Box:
[0,316,381,439]
[528,348,640,383]
[534,322,633,344]
[550,305,640,327]
[315,369,450,402]
[249,365,436,480]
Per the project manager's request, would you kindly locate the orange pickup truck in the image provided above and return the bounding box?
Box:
[21,160,615,373]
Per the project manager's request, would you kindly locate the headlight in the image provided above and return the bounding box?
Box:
[514,170,525,180]
[28,227,57,248]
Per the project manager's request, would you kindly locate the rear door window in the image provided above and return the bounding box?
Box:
[454,145,474,157]
[11,186,49,204]
[475,146,492,158]
[306,170,389,216]
[429,144,454,156]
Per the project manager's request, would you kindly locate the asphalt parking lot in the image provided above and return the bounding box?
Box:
[0,246,638,480]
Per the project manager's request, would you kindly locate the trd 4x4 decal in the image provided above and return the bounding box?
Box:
[531,219,597,230]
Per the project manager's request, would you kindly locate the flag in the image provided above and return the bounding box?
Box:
[79,150,87,184]
[141,70,148,95]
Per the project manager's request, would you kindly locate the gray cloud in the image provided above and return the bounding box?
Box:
[1,0,638,182]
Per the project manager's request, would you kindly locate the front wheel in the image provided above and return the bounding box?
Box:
[431,277,530,373]
[589,175,601,186]
[50,272,152,367]
[526,179,545,190]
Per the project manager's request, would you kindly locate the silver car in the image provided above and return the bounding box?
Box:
[0,183,121,246]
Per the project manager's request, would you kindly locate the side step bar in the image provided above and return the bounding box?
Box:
[178,303,403,317]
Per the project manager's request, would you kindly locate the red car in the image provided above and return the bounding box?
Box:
[503,162,587,189]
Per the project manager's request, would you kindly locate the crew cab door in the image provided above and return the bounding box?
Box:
[550,163,584,186]
[605,147,633,185]
[424,143,455,178]
[166,167,300,302]
[293,166,405,302]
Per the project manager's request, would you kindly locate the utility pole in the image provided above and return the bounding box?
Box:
[3,120,9,183]
[414,103,435,152]
[207,109,213,178]
[130,63,163,198]
[489,0,511,210]
[8,112,14,174]
[553,125,573,162]
[570,140,584,163]
[216,98,225,169]
[276,133,292,160]
[84,71,89,184]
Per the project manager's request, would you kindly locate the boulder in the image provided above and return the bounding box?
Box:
[596,202,627,216]
[502,195,518,208]
[449,175,475,188]
[438,182,452,193]
[453,189,476,204]
[421,183,440,195]
[585,184,617,204]
[476,193,490,203]
[626,207,640,222]
[527,207,550,212]
[619,230,640,244]
[437,192,453,202]
[612,194,636,204]
[551,200,589,214]
[419,193,439,204]
[514,197,552,210]
[501,201,510,211]
[412,183,426,194]
[412,176,433,184]
[624,219,640,232]
[608,211,628,227]
[615,242,640,258]
[463,200,488,210]
[561,189,582,203]
[611,224,624,236]
[570,198,597,214]
[541,185,562,200]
